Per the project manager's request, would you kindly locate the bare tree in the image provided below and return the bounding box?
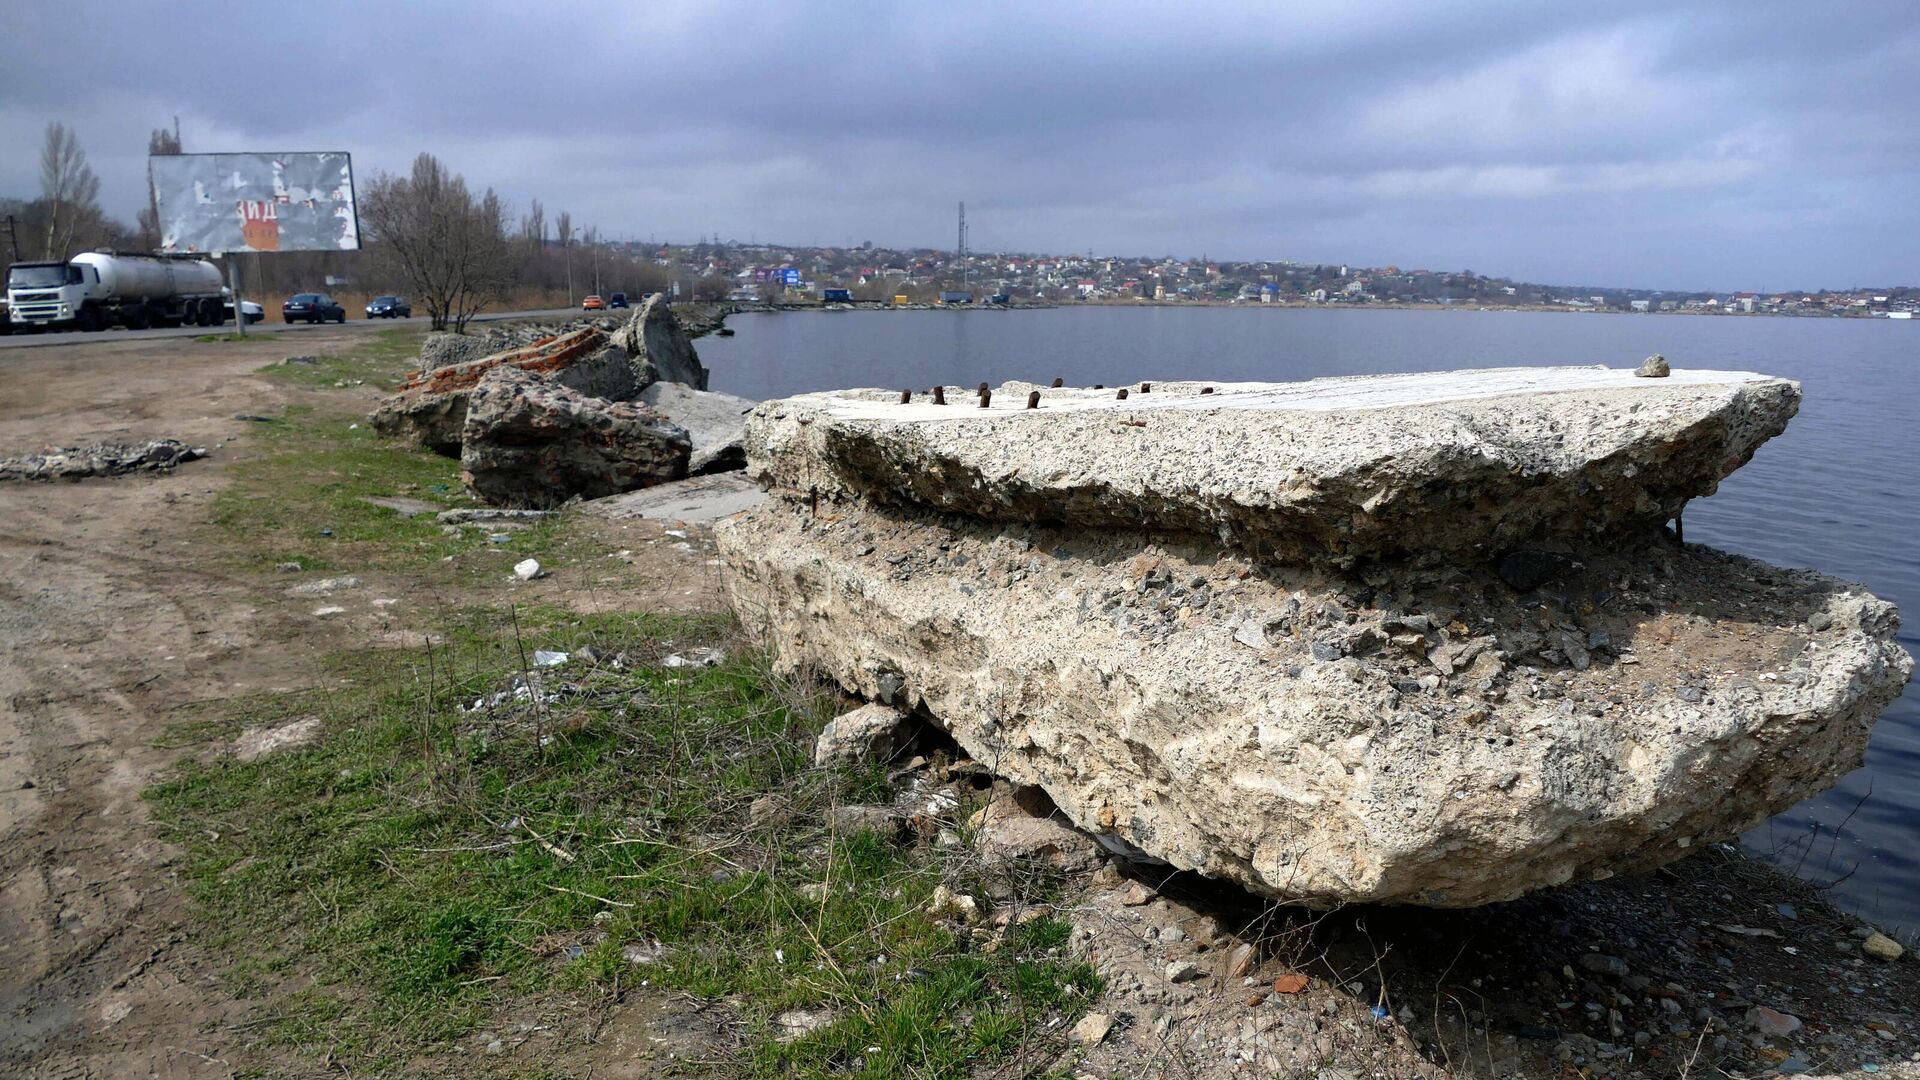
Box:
[360,153,512,331]
[519,197,545,259]
[584,225,601,295]
[137,120,183,249]
[555,210,574,304]
[39,123,103,260]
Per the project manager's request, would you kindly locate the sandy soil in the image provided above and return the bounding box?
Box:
[0,331,725,1076]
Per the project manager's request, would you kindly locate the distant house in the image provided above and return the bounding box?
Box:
[1630,300,1651,312]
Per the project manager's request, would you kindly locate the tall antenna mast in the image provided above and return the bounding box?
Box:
[957,201,971,296]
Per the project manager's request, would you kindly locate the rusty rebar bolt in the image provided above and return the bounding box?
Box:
[933,385,947,405]
[1026,390,1041,409]
[1116,388,1129,400]
[978,388,992,408]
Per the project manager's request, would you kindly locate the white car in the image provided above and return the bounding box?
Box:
[223,299,265,325]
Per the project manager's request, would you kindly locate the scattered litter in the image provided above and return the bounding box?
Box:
[372,598,398,608]
[234,414,277,423]
[312,606,346,617]
[533,650,569,667]
[461,673,561,712]
[664,529,688,539]
[513,558,544,580]
[662,646,726,668]
[488,533,512,544]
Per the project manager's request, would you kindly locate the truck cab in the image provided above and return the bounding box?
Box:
[5,261,96,329]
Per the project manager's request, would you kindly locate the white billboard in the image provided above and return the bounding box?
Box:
[150,151,360,254]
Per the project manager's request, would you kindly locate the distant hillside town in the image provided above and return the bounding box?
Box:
[622,237,1918,318]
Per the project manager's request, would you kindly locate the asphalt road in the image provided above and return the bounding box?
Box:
[0,307,586,351]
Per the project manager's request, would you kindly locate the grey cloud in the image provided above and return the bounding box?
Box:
[1,0,1913,291]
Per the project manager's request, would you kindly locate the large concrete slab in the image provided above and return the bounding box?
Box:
[718,498,1910,907]
[584,471,766,525]
[745,366,1799,564]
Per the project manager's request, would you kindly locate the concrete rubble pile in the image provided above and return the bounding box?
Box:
[0,438,206,482]
[371,296,750,507]
[717,366,1912,907]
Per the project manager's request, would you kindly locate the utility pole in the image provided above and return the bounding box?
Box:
[3,214,19,263]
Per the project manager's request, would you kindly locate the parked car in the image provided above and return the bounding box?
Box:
[582,294,605,311]
[607,292,629,309]
[224,299,264,324]
[283,293,345,324]
[365,295,412,319]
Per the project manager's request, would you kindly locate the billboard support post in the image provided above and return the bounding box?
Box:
[228,255,246,337]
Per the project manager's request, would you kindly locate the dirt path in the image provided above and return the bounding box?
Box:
[0,331,736,1076]
[0,334,340,1075]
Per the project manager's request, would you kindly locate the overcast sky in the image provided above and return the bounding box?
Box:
[2,1,1913,292]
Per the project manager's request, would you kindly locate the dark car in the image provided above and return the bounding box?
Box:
[608,292,629,309]
[283,293,346,324]
[365,295,412,319]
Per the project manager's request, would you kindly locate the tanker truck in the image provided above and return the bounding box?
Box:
[5,250,231,332]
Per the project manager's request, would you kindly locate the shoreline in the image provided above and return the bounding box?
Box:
[743,299,1901,320]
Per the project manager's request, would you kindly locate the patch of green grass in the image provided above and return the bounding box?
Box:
[261,329,424,390]
[207,406,488,573]
[148,608,1095,1075]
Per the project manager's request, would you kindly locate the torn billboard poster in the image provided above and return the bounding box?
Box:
[150,152,360,254]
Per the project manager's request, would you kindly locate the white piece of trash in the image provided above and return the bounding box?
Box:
[533,650,569,667]
[513,558,543,580]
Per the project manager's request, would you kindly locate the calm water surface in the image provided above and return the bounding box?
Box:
[701,306,1919,929]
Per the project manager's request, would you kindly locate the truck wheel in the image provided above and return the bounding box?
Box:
[125,304,150,330]
[79,307,104,332]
